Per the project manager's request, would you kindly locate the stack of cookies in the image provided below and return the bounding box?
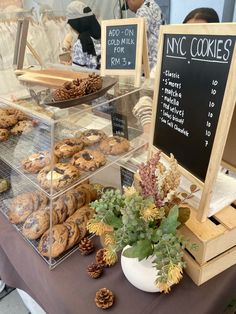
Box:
[0,107,36,141]
[21,129,130,192]
[8,183,98,259]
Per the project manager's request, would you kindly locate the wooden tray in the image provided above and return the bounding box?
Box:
[17,69,89,88]
[42,77,117,109]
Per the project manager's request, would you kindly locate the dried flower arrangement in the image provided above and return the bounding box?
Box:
[87,151,197,293]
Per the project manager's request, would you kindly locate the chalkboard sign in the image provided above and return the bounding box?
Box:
[111,112,128,139]
[101,18,149,87]
[106,24,137,70]
[151,24,236,221]
[120,166,134,193]
[153,33,235,181]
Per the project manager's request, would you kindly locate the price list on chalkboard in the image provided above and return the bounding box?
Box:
[154,34,235,181]
[106,24,137,70]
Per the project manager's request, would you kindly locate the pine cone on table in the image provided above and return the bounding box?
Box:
[79,237,95,255]
[87,263,103,279]
[95,288,114,309]
[95,248,108,267]
[53,88,71,101]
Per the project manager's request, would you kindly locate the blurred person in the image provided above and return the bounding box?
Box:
[134,7,219,134]
[125,0,164,70]
[183,7,220,24]
[65,1,101,69]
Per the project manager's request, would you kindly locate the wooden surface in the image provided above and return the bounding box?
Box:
[16,68,89,88]
[184,245,236,285]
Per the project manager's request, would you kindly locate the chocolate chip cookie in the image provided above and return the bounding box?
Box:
[66,209,88,240]
[38,224,69,258]
[31,190,49,211]
[63,191,78,217]
[22,151,58,174]
[22,209,50,240]
[53,197,68,223]
[99,136,130,155]
[10,120,35,135]
[63,221,80,250]
[0,128,9,141]
[0,115,18,128]
[54,137,84,159]
[37,163,80,191]
[81,129,107,146]
[8,192,35,224]
[71,149,106,171]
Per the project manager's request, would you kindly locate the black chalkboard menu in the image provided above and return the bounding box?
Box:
[106,24,137,70]
[111,112,128,139]
[120,166,134,193]
[153,34,235,181]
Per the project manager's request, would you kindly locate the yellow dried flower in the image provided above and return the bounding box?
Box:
[104,247,118,266]
[167,263,183,284]
[104,233,116,247]
[140,204,164,222]
[156,281,171,294]
[156,154,180,203]
[123,186,136,197]
[87,220,113,236]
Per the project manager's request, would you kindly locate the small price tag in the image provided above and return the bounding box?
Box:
[111,112,128,139]
[120,166,134,193]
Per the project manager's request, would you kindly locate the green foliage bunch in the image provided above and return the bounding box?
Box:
[87,152,195,293]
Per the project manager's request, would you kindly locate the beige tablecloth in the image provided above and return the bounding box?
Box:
[0,213,236,314]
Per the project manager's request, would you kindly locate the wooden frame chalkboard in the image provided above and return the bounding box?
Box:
[150,23,236,222]
[100,18,149,87]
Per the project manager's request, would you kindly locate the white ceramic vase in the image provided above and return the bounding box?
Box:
[121,246,160,293]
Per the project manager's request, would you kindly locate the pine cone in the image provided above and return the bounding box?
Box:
[96,248,108,267]
[53,88,71,101]
[87,263,103,279]
[79,237,95,255]
[74,80,88,97]
[68,86,79,98]
[95,288,114,309]
[63,81,74,90]
[86,73,103,93]
[72,78,81,86]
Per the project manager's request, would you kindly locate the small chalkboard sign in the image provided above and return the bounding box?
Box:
[150,23,236,221]
[111,112,128,139]
[120,166,134,193]
[101,18,149,86]
[106,24,137,70]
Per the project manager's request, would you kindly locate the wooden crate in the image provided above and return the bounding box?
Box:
[180,205,236,285]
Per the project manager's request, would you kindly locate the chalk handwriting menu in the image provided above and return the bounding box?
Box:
[153,34,235,181]
[106,25,137,70]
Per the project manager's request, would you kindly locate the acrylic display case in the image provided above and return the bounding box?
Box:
[0,75,152,268]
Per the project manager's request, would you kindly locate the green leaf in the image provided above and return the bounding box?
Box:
[159,205,180,235]
[104,211,122,229]
[122,239,153,261]
[151,229,162,242]
[190,184,198,192]
[178,207,191,226]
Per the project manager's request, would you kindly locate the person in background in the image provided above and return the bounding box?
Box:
[65,1,101,69]
[133,7,219,134]
[126,0,164,71]
[183,7,220,24]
